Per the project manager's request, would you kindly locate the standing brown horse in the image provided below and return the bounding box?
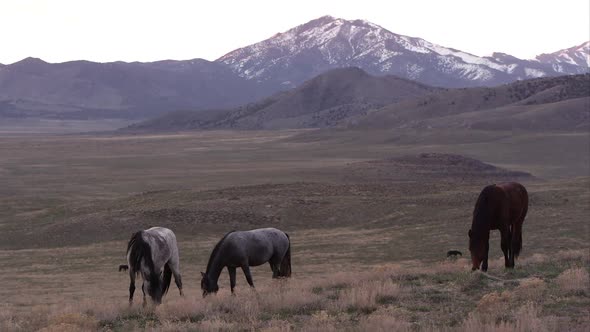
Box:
[468,182,528,271]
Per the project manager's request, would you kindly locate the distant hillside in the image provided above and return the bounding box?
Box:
[0,57,263,119]
[350,74,590,131]
[128,67,436,130]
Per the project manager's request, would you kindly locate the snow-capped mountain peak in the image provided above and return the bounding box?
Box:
[536,41,590,70]
[217,16,588,88]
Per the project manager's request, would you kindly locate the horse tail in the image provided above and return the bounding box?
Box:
[279,233,292,278]
[162,263,172,296]
[127,231,155,276]
[512,186,528,258]
[127,231,144,274]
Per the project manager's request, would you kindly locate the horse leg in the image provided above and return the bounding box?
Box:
[128,271,136,305]
[142,283,147,307]
[241,265,255,288]
[510,222,523,268]
[228,266,237,294]
[482,241,489,272]
[168,258,184,296]
[269,260,280,278]
[507,226,515,268]
[173,273,184,296]
[500,228,510,268]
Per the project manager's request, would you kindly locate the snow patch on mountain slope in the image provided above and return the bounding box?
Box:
[524,68,546,78]
[406,64,425,79]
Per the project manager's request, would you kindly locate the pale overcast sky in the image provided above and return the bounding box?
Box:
[1,0,588,64]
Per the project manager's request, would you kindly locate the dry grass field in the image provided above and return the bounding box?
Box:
[0,128,588,331]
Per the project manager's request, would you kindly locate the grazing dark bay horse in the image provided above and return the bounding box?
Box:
[119,227,183,305]
[468,182,528,271]
[201,228,291,296]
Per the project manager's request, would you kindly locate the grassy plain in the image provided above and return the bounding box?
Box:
[0,128,588,331]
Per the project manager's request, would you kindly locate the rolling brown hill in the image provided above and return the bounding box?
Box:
[132,72,589,132]
[128,67,436,130]
[349,74,590,131]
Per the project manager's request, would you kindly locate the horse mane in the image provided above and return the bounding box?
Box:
[206,230,235,274]
[127,231,160,290]
[470,184,496,250]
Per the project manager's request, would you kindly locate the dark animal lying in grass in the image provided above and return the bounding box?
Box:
[446,250,463,257]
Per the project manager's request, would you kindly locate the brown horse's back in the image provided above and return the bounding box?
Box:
[472,184,506,231]
[496,182,528,228]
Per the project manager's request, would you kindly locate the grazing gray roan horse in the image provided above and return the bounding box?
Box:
[118,227,183,305]
[201,227,291,296]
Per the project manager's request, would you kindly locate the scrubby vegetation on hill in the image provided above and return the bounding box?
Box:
[352,74,590,131]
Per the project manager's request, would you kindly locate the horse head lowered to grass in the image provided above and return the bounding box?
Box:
[201,227,291,296]
[468,182,528,272]
[119,227,184,305]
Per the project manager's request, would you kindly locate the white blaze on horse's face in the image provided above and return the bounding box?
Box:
[468,229,485,270]
[469,244,486,271]
[469,245,485,271]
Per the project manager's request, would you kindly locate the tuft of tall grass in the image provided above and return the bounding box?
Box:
[461,302,558,332]
[301,310,338,332]
[475,290,513,323]
[333,279,401,313]
[358,313,411,332]
[514,277,547,300]
[555,267,589,294]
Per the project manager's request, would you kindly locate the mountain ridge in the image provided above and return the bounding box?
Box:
[0,57,265,119]
[1,15,588,121]
[217,15,589,88]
